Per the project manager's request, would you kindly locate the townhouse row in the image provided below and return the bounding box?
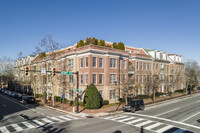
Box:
[14,42,185,103]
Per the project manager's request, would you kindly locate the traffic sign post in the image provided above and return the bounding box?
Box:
[41,68,46,75]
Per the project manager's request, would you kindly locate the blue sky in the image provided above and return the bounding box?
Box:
[0,0,200,62]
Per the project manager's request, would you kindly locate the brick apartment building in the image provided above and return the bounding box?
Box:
[14,42,185,103]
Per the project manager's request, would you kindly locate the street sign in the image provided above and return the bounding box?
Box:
[72,89,82,91]
[62,94,65,98]
[61,71,73,75]
[41,68,46,75]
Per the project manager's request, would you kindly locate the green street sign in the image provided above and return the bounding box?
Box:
[61,71,73,75]
[72,89,82,91]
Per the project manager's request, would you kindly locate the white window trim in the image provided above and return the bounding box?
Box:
[110,58,117,69]
[85,57,88,68]
[93,57,97,68]
[99,58,103,68]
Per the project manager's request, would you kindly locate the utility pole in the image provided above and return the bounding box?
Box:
[76,71,79,113]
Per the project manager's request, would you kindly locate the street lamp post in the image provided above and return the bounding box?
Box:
[114,81,117,112]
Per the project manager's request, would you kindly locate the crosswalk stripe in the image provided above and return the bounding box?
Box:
[145,122,162,130]
[65,115,79,119]
[172,129,186,133]
[11,124,23,132]
[110,115,128,120]
[0,126,10,133]
[22,122,34,129]
[32,120,45,126]
[42,118,54,124]
[127,118,144,124]
[50,117,64,122]
[58,116,72,121]
[118,117,136,122]
[104,115,120,119]
[155,125,174,132]
[135,120,153,127]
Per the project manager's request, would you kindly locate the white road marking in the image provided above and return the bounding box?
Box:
[196,100,200,103]
[50,117,64,122]
[11,124,23,132]
[135,120,153,127]
[155,107,180,116]
[110,115,128,120]
[22,121,35,129]
[118,117,136,122]
[155,125,174,132]
[127,118,144,124]
[104,115,119,119]
[65,115,79,119]
[173,128,186,133]
[0,126,10,133]
[181,111,200,122]
[58,116,72,121]
[32,120,45,126]
[42,118,54,124]
[145,122,162,130]
[125,112,200,130]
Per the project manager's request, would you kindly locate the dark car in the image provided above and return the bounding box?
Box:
[23,96,35,103]
[122,99,145,113]
[17,93,23,101]
[197,87,200,90]
[12,93,18,98]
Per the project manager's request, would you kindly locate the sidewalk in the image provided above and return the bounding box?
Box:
[36,91,199,117]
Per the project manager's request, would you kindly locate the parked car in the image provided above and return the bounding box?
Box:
[122,99,145,113]
[23,96,36,103]
[8,91,13,97]
[12,92,18,98]
[197,87,200,90]
[17,93,23,101]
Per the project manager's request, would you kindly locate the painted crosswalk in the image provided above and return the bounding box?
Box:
[103,115,195,133]
[0,115,80,133]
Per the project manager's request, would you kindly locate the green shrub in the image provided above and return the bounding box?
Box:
[60,98,67,103]
[36,94,43,98]
[54,96,62,102]
[69,100,73,106]
[102,100,109,105]
[155,92,166,97]
[175,89,184,93]
[84,84,101,109]
[118,98,125,103]
[136,95,150,99]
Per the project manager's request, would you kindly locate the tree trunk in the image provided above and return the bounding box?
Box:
[125,92,128,105]
[153,87,155,102]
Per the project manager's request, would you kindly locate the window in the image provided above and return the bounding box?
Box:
[110,58,116,68]
[93,74,97,84]
[156,64,158,71]
[85,74,88,84]
[140,62,143,70]
[93,57,97,67]
[136,62,139,70]
[144,63,147,70]
[57,75,60,84]
[99,90,103,97]
[144,75,147,82]
[123,60,126,69]
[62,61,64,70]
[110,90,116,100]
[123,74,126,84]
[99,74,103,84]
[69,90,73,99]
[153,63,155,70]
[136,75,139,83]
[80,74,83,84]
[148,63,150,70]
[110,74,116,84]
[69,59,73,69]
[85,57,88,67]
[99,58,103,68]
[140,75,143,83]
[80,58,83,68]
[69,75,73,84]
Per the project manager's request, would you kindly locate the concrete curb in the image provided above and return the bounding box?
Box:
[43,92,199,118]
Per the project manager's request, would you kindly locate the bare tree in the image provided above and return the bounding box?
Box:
[184,60,199,93]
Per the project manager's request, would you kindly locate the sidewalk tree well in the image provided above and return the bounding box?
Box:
[84,84,101,109]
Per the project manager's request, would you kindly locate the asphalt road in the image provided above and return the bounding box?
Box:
[1,92,200,133]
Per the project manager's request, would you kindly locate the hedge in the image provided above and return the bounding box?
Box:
[36,94,43,98]
[175,89,184,93]
[155,92,166,96]
[102,100,109,105]
[135,95,150,99]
